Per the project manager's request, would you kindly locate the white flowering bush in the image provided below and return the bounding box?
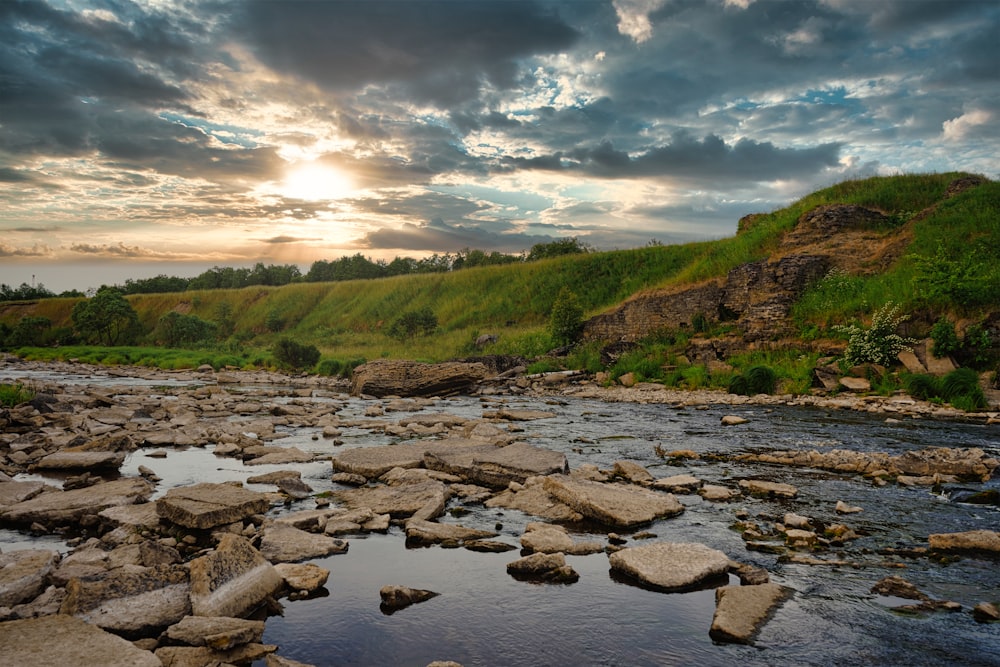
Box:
[835,302,916,366]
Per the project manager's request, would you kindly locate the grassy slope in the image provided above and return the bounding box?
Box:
[3,172,996,367]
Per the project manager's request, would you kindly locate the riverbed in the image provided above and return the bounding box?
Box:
[1,362,998,666]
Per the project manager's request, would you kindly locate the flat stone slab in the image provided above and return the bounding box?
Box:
[928,530,1000,553]
[652,474,703,493]
[482,409,557,421]
[274,563,330,593]
[485,481,583,522]
[156,482,271,529]
[165,615,265,650]
[333,479,447,519]
[543,475,684,528]
[331,439,490,479]
[424,441,568,488]
[404,518,498,546]
[258,522,349,563]
[608,542,731,592]
[0,549,59,607]
[0,614,161,667]
[0,481,49,508]
[98,502,161,529]
[34,451,126,470]
[710,583,790,644]
[60,564,191,634]
[519,522,604,555]
[739,479,798,498]
[188,534,283,618]
[1,477,154,526]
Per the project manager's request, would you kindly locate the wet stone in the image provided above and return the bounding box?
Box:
[608,542,730,592]
[156,482,271,530]
[710,583,790,644]
[543,475,684,528]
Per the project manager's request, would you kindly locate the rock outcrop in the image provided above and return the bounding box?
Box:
[350,360,489,397]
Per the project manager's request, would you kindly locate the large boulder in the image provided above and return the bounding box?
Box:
[0,477,154,527]
[0,614,161,667]
[188,534,283,618]
[608,542,730,592]
[60,565,191,634]
[165,615,265,650]
[351,359,489,397]
[542,475,684,528]
[156,482,271,530]
[333,479,448,519]
[709,583,790,644]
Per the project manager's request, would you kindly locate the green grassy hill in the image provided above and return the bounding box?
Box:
[2,172,998,382]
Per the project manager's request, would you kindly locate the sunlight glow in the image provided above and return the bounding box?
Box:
[282,162,354,201]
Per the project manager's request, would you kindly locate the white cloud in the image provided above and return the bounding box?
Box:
[941,109,992,141]
[612,0,669,44]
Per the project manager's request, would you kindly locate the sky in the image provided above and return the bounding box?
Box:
[2,0,998,294]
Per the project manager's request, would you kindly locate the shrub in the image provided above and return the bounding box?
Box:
[315,359,344,376]
[155,312,217,347]
[272,338,321,370]
[904,374,941,401]
[929,318,960,358]
[0,382,34,407]
[959,324,995,370]
[388,307,438,340]
[548,287,584,346]
[836,302,916,366]
[905,368,986,411]
[728,365,778,395]
[8,317,51,347]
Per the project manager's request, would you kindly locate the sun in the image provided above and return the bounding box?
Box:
[282,162,354,201]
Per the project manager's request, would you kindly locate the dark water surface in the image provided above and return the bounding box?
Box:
[2,367,999,666]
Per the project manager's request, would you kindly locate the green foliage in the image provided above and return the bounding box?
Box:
[835,302,916,367]
[8,317,52,347]
[265,309,285,332]
[526,237,591,261]
[71,286,141,346]
[315,358,344,376]
[213,301,235,337]
[929,318,960,357]
[0,382,35,407]
[729,365,778,395]
[388,307,438,340]
[272,338,321,370]
[959,324,995,370]
[905,368,986,411]
[154,312,217,347]
[911,243,1000,309]
[549,287,584,346]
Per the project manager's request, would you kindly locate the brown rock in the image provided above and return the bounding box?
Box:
[608,542,730,592]
[542,475,684,528]
[188,534,283,617]
[156,482,270,529]
[351,360,489,397]
[0,614,161,667]
[710,583,790,644]
[379,584,439,611]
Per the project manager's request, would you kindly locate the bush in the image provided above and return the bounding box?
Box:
[315,359,344,376]
[904,374,941,401]
[929,318,960,358]
[0,382,34,407]
[905,368,986,411]
[272,338,321,370]
[729,365,777,395]
[549,287,584,346]
[154,312,217,347]
[388,307,438,340]
[959,324,995,370]
[836,302,916,366]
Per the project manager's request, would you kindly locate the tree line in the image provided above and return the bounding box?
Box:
[0,239,591,302]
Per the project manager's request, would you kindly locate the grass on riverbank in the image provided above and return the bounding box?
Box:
[0,382,35,407]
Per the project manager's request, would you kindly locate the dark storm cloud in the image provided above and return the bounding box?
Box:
[236,1,580,107]
[501,133,841,181]
[361,217,555,253]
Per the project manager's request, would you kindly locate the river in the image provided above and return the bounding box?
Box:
[1,364,998,666]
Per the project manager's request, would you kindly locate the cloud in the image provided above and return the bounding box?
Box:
[941,110,994,142]
[69,242,181,259]
[612,0,668,43]
[360,217,556,254]
[0,242,53,258]
[235,1,579,107]
[262,235,320,244]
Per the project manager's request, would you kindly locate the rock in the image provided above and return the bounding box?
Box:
[259,522,349,563]
[835,500,863,514]
[783,513,811,529]
[379,584,439,612]
[332,442,468,479]
[276,477,314,500]
[709,583,790,644]
[485,479,584,522]
[651,474,702,493]
[332,472,369,486]
[973,602,1000,622]
[608,542,730,592]
[424,441,568,488]
[698,484,737,501]
[0,614,161,667]
[34,451,125,471]
[404,519,497,547]
[481,409,557,421]
[839,377,871,392]
[0,481,49,508]
[244,446,315,466]
[267,655,319,667]
[739,479,798,498]
[542,475,684,528]
[897,350,927,374]
[730,561,771,585]
[98,502,161,529]
[334,480,447,519]
[60,564,191,634]
[506,552,579,583]
[165,614,265,650]
[274,563,329,593]
[784,529,817,549]
[154,643,277,666]
[350,360,489,397]
[1,477,154,527]
[721,415,749,425]
[247,470,302,485]
[519,522,604,555]
[928,530,1000,554]
[156,482,271,529]
[612,460,655,485]
[0,549,59,607]
[871,575,929,601]
[188,534,283,617]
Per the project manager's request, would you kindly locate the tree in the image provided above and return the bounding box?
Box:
[388,308,438,340]
[155,312,216,347]
[549,287,584,346]
[8,317,51,347]
[71,286,141,345]
[273,338,320,370]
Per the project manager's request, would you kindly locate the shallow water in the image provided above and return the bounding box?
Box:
[2,367,999,666]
